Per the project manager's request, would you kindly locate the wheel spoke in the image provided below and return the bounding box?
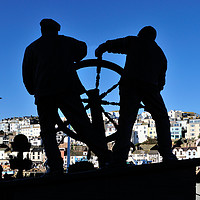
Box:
[95,59,102,89]
[102,109,118,129]
[99,81,120,99]
[82,98,89,103]
[101,100,120,106]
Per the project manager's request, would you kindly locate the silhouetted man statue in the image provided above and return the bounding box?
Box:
[95,26,177,165]
[23,19,110,174]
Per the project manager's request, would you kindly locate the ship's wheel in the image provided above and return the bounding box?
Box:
[56,58,123,145]
[57,58,144,154]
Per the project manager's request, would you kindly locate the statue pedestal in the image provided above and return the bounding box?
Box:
[1,159,199,200]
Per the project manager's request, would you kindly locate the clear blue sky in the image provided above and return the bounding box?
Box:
[1,0,200,119]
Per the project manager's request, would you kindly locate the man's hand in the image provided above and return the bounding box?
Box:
[95,43,107,58]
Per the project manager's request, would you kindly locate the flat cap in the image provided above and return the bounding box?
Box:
[40,18,61,31]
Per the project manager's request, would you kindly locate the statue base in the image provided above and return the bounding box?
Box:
[1,158,199,200]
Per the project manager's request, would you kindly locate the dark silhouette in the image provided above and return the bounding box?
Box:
[22,19,110,174]
[95,26,177,165]
[68,161,95,173]
[9,134,32,178]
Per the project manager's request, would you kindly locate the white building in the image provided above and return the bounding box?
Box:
[105,122,116,137]
[132,131,139,144]
[170,123,182,140]
[141,111,152,120]
[147,127,157,139]
[0,120,10,133]
[29,147,46,163]
[0,117,31,134]
[176,120,188,131]
[30,137,42,146]
[20,124,40,140]
[0,135,3,144]
[130,150,162,164]
[133,123,148,143]
[186,120,200,139]
[143,118,155,127]
[168,110,182,121]
[173,147,198,160]
[0,148,6,160]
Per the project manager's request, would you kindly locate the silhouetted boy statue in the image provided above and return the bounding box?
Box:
[23,19,110,174]
[95,26,177,165]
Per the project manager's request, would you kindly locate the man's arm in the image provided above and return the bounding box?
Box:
[22,47,35,95]
[158,57,167,91]
[95,36,132,58]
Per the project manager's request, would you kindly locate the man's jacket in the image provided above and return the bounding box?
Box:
[104,36,167,90]
[22,34,86,103]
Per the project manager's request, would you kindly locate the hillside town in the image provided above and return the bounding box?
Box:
[0,109,200,177]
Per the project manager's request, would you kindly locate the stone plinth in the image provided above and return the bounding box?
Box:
[1,158,199,200]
